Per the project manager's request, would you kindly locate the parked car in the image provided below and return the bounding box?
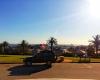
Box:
[23,50,57,67]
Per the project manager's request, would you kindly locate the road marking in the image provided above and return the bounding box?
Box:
[17,78,96,80]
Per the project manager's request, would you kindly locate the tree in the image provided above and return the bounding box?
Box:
[68,46,76,57]
[2,41,9,54]
[68,46,75,53]
[87,44,95,57]
[89,35,100,54]
[47,37,57,52]
[0,43,3,54]
[20,40,28,54]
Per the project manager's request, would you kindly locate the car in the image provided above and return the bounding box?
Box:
[23,50,57,67]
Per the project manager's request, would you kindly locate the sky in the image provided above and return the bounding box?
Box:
[0,0,100,45]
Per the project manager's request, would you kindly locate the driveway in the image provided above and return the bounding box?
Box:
[0,63,100,80]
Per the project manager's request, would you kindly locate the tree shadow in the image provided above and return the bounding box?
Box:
[8,64,51,76]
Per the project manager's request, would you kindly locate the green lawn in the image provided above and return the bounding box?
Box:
[0,55,31,63]
[1,55,100,63]
[64,57,100,63]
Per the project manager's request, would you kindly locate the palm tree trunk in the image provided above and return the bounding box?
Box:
[96,46,98,54]
[23,46,25,54]
[51,43,53,52]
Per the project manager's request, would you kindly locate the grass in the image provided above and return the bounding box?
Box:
[1,55,100,63]
[0,55,31,63]
[64,57,100,63]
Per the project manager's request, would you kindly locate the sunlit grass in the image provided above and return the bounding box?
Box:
[0,55,31,63]
[64,57,100,63]
[64,57,79,62]
[1,55,100,63]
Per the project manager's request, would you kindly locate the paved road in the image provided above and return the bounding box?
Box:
[0,63,100,80]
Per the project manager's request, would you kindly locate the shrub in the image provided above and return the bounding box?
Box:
[63,53,75,57]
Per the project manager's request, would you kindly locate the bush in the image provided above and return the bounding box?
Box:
[63,53,75,57]
[93,54,100,58]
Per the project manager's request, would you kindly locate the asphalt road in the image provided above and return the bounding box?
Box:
[0,63,100,80]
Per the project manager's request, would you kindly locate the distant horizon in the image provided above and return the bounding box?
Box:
[6,43,88,46]
[0,0,100,45]
[0,40,89,46]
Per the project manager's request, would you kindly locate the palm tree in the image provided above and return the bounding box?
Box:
[47,37,57,52]
[20,40,28,54]
[87,44,95,57]
[0,43,3,54]
[2,41,9,54]
[89,35,100,54]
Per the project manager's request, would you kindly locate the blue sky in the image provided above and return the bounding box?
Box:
[0,0,100,45]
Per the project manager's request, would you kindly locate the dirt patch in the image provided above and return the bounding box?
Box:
[62,59,72,63]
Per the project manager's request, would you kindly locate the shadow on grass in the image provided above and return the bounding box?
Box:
[8,64,51,76]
